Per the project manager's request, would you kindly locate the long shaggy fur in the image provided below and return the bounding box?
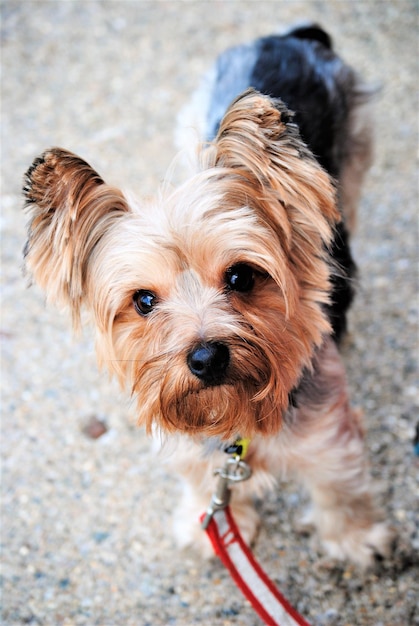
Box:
[23,24,392,568]
[24,92,339,438]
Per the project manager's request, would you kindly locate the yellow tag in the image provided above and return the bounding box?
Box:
[234,437,251,460]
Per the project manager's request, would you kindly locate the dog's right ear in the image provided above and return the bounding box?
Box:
[23,148,130,325]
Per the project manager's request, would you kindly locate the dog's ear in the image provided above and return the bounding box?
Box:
[202,90,340,316]
[23,148,130,326]
[205,89,340,245]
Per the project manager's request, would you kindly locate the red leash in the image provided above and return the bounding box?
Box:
[201,445,311,626]
[202,507,310,626]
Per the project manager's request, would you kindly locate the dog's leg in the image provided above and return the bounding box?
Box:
[169,440,261,557]
[284,338,393,567]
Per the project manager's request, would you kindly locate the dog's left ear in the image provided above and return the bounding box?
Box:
[206,89,340,247]
[23,148,131,326]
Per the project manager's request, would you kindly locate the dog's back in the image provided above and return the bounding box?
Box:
[207,25,369,179]
[178,24,374,232]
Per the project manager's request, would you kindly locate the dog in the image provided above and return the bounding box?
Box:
[23,24,392,567]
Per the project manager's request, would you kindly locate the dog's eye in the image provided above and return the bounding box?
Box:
[133,290,157,316]
[225,263,255,293]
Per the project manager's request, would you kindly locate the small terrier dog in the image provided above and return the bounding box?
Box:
[23,24,392,567]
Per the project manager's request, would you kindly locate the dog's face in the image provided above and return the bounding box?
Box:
[23,91,339,439]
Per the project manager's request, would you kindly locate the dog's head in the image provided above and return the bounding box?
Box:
[23,91,339,439]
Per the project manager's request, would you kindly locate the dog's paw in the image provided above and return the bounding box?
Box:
[322,521,394,568]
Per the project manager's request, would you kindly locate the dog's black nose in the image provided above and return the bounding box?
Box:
[187,341,230,384]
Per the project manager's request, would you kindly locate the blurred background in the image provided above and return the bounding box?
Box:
[1,2,418,625]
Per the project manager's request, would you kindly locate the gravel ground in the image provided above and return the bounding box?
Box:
[1,2,418,625]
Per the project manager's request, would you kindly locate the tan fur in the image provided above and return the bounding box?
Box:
[23,91,392,567]
[24,149,130,327]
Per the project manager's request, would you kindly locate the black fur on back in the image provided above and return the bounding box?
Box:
[249,28,353,178]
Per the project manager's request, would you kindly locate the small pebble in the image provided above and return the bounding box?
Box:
[81,415,108,439]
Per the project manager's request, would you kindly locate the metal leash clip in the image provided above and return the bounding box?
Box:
[201,455,252,530]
